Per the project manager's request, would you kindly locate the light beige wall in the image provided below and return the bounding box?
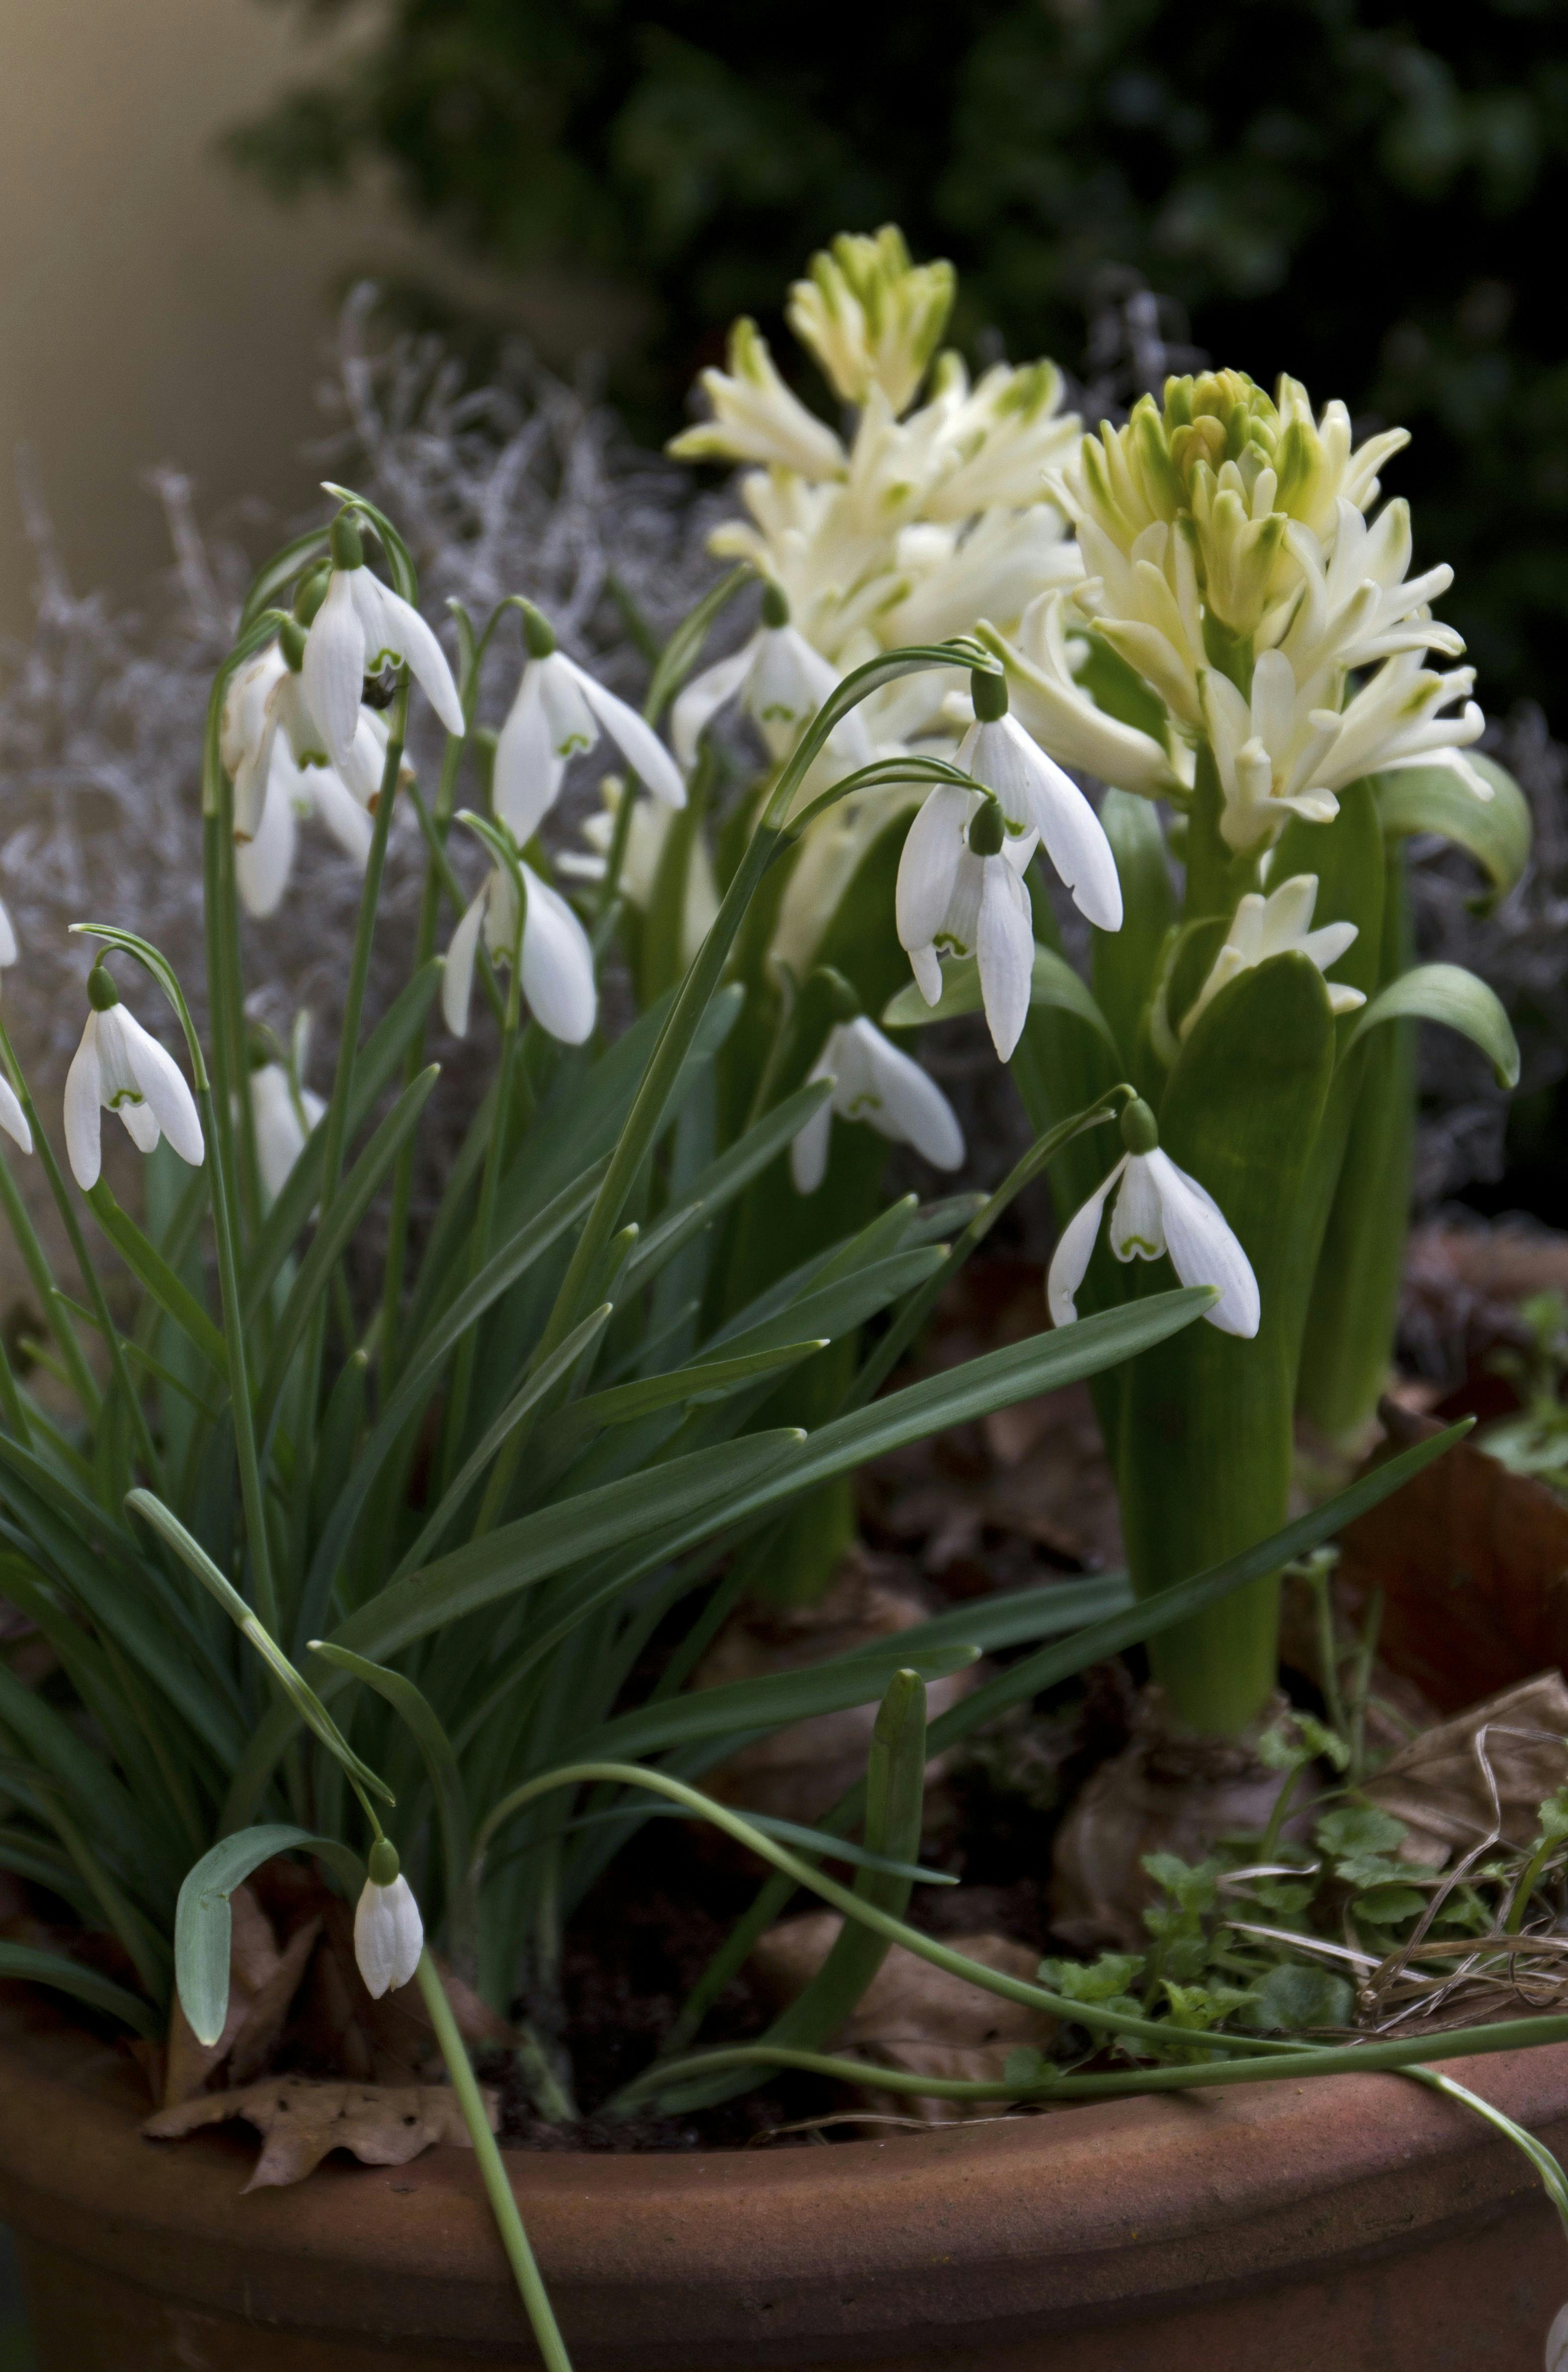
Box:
[0,0,627,636]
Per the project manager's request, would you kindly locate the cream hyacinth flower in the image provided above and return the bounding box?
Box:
[65,969,204,1191]
[301,510,463,776]
[790,1016,965,1193]
[895,788,1037,1062]
[1048,1099,1259,1339]
[491,606,685,843]
[443,856,597,1047]
[1181,875,1365,1040]
[353,1840,423,2000]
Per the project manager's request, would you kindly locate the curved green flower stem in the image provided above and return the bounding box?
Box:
[0,1096,99,1415]
[613,2017,1568,2112]
[292,678,410,1547]
[0,1018,158,1483]
[414,1949,575,2372]
[469,1761,1288,2065]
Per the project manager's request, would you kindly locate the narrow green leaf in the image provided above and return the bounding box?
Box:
[585,1645,972,1762]
[307,1647,469,1903]
[0,1940,160,2039]
[175,1824,362,2045]
[558,1340,828,1436]
[1345,961,1519,1088]
[85,1183,226,1374]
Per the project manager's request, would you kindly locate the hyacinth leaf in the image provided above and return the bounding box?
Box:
[1373,755,1532,914]
[1345,961,1519,1088]
[882,944,1118,1052]
[1093,787,1176,1069]
[175,1823,363,2047]
[0,1942,161,2041]
[1118,952,1336,1734]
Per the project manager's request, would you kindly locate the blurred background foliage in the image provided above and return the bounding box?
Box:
[234,0,1568,723]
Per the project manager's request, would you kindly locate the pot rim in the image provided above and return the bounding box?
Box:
[1,1988,1566,2367]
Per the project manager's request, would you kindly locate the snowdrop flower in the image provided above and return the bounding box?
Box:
[1181,875,1364,1040]
[669,316,846,479]
[954,669,1122,932]
[1048,1098,1259,1338]
[248,1056,325,1205]
[223,628,391,839]
[0,899,16,975]
[443,851,597,1046]
[1545,2298,1568,2372]
[0,909,30,1152]
[300,510,463,777]
[671,584,872,773]
[492,605,685,844]
[233,736,376,919]
[785,226,955,417]
[791,1015,965,1192]
[353,1840,423,2000]
[980,599,1179,801]
[64,968,204,1192]
[896,785,1037,1062]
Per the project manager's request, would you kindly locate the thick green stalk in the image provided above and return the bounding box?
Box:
[414,1951,575,2372]
[1118,952,1335,1733]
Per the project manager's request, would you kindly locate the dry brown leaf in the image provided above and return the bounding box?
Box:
[1339,1403,1568,1714]
[163,1885,321,2109]
[694,1553,972,1830]
[143,2077,496,2190]
[749,1911,1052,2125]
[1360,1670,1568,1868]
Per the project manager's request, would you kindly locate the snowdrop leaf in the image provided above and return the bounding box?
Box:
[881,945,1118,1052]
[1345,961,1519,1088]
[84,1182,226,1376]
[0,1941,160,2041]
[1373,755,1531,913]
[587,1645,968,1762]
[308,1649,469,1901]
[175,1823,362,2047]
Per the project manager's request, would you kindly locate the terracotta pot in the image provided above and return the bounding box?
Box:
[2,1989,1567,2370]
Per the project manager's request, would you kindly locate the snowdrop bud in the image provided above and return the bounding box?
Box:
[293,566,329,627]
[353,1840,423,2001]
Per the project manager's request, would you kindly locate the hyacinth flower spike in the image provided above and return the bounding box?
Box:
[301,509,463,776]
[790,1011,965,1192]
[672,581,872,773]
[64,965,204,1192]
[353,1839,423,2000]
[1180,874,1365,1041]
[492,603,685,843]
[1047,1096,1259,1338]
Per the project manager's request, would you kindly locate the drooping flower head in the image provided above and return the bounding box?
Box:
[790,1007,965,1193]
[353,1837,423,2000]
[671,582,872,775]
[1047,1097,1259,1339]
[300,507,464,776]
[442,831,598,1048]
[65,966,204,1192]
[247,1026,325,1206]
[491,603,685,844]
[896,780,1037,1063]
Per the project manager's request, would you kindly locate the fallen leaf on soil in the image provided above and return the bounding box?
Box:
[143,2078,496,2190]
[162,1885,321,2109]
[1338,1403,1568,1715]
[694,1553,973,1830]
[1360,1670,1568,1868]
[749,1911,1051,2124]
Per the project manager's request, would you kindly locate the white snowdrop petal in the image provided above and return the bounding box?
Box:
[119,1098,160,1153]
[536,654,601,764]
[442,886,488,1039]
[671,644,753,772]
[896,787,968,954]
[308,763,376,867]
[122,1013,204,1168]
[857,1023,964,1168]
[1148,1149,1260,1337]
[1046,1159,1126,1326]
[573,665,686,809]
[0,1075,30,1155]
[910,943,945,1005]
[976,860,1034,1061]
[366,582,464,736]
[236,761,299,918]
[1109,1153,1166,1262]
[0,899,16,971]
[1029,758,1123,934]
[353,1875,424,2000]
[1545,2298,1568,2372]
[63,1022,103,1191]
[518,865,598,1046]
[301,570,368,773]
[493,669,565,841]
[789,1096,835,1194]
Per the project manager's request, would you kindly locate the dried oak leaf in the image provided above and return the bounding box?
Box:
[162,1883,321,2109]
[1360,1670,1568,1869]
[693,1552,972,1831]
[1339,1403,1568,1715]
[749,1911,1051,2125]
[142,2077,496,2190]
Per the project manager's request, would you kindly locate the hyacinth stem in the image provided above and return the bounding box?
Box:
[415,1951,575,2372]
